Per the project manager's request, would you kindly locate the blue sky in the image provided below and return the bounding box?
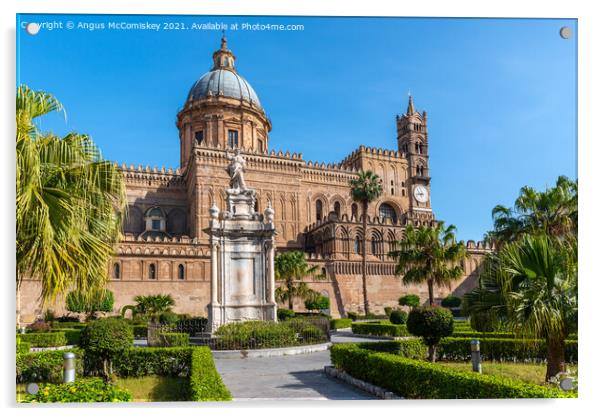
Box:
[16,14,577,241]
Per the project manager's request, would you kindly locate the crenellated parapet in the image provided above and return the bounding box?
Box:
[463,240,496,252]
[118,163,185,187]
[340,145,408,170]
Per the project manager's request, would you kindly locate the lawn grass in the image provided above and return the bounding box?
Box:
[115,376,189,402]
[17,375,189,403]
[438,361,578,386]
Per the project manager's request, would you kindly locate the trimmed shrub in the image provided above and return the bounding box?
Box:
[132,324,148,338]
[304,295,330,312]
[158,311,180,325]
[159,332,190,347]
[22,377,131,403]
[288,319,327,344]
[188,347,232,401]
[399,294,420,308]
[52,321,86,329]
[214,320,298,349]
[347,311,358,321]
[27,321,50,333]
[19,332,67,347]
[113,347,192,377]
[452,331,516,339]
[441,295,462,308]
[80,318,133,379]
[389,310,408,325]
[17,337,30,354]
[330,318,352,330]
[351,322,409,337]
[469,310,502,332]
[50,328,82,345]
[330,343,575,399]
[407,306,454,361]
[356,340,427,360]
[17,349,84,383]
[56,315,80,323]
[277,308,296,321]
[384,307,393,317]
[438,337,578,363]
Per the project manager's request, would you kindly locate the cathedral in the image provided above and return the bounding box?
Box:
[19,37,493,321]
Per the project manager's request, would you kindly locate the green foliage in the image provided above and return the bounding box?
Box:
[384,307,393,316]
[398,294,421,308]
[389,310,408,325]
[18,332,67,347]
[277,308,296,321]
[351,322,409,337]
[438,337,578,363]
[16,336,30,353]
[441,295,462,308]
[214,321,298,349]
[80,318,133,378]
[274,250,323,310]
[330,343,575,399]
[127,294,176,322]
[158,311,180,325]
[112,347,192,378]
[49,328,82,345]
[158,332,190,347]
[52,321,86,329]
[66,289,114,315]
[330,318,352,330]
[469,310,503,332]
[132,324,148,338]
[17,349,84,383]
[347,311,358,321]
[389,222,468,306]
[27,321,50,332]
[16,85,127,302]
[355,340,427,360]
[407,306,454,347]
[188,347,232,401]
[304,295,330,311]
[22,378,132,403]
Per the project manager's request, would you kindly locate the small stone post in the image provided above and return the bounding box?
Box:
[470,339,482,373]
[63,352,76,383]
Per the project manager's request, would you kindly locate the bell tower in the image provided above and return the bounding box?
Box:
[396,95,434,222]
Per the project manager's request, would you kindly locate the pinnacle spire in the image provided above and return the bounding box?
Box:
[212,33,236,71]
[406,94,415,115]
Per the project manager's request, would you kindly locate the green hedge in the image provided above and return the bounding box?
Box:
[50,329,82,345]
[354,339,426,360]
[439,337,578,362]
[112,347,192,378]
[188,347,232,401]
[17,349,84,383]
[452,331,517,339]
[159,332,190,347]
[18,332,67,347]
[22,377,131,403]
[351,322,409,337]
[52,322,86,329]
[330,343,575,399]
[330,318,352,330]
[132,324,148,338]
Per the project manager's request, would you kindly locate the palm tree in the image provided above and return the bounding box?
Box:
[16,85,127,306]
[122,294,176,322]
[349,170,383,315]
[490,176,577,244]
[389,222,467,306]
[464,234,577,381]
[274,251,322,310]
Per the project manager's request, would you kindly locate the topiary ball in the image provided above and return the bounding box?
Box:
[398,294,421,308]
[80,317,133,357]
[389,309,408,325]
[406,306,454,346]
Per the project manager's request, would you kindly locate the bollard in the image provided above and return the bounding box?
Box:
[63,352,76,383]
[470,339,482,373]
[19,327,26,334]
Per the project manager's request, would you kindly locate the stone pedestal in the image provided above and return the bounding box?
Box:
[205,187,277,332]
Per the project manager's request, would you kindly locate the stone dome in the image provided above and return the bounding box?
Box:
[186,69,262,109]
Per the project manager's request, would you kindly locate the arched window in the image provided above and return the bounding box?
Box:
[351,203,358,220]
[354,236,361,254]
[195,130,204,145]
[316,200,323,221]
[379,203,398,224]
[113,263,120,280]
[334,201,341,218]
[149,264,156,280]
[178,264,185,280]
[417,164,424,177]
[371,238,378,255]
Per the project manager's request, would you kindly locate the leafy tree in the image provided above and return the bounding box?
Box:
[407,306,454,362]
[121,294,175,323]
[80,318,133,381]
[464,234,577,381]
[349,170,383,315]
[441,295,462,308]
[274,251,323,310]
[398,294,421,308]
[389,222,468,306]
[487,175,577,245]
[389,309,408,325]
[66,289,114,319]
[16,85,126,310]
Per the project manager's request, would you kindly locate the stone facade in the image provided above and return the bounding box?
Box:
[18,37,492,322]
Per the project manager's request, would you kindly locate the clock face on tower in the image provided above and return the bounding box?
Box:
[413,185,429,203]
